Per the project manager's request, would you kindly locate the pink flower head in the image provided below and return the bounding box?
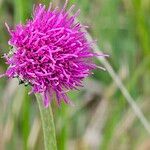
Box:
[2,1,105,107]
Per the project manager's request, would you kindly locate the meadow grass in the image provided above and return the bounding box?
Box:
[0,0,150,150]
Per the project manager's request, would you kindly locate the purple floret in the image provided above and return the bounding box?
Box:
[2,2,105,107]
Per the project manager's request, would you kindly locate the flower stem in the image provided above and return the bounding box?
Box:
[36,94,57,150]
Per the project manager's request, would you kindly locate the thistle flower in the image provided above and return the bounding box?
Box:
[1,1,106,107]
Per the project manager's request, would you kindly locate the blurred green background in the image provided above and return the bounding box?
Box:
[0,0,150,150]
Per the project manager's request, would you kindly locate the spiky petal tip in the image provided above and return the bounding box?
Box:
[2,2,105,107]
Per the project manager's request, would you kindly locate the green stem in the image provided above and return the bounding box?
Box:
[36,94,57,150]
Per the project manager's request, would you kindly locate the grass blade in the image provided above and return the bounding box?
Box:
[83,28,150,134]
